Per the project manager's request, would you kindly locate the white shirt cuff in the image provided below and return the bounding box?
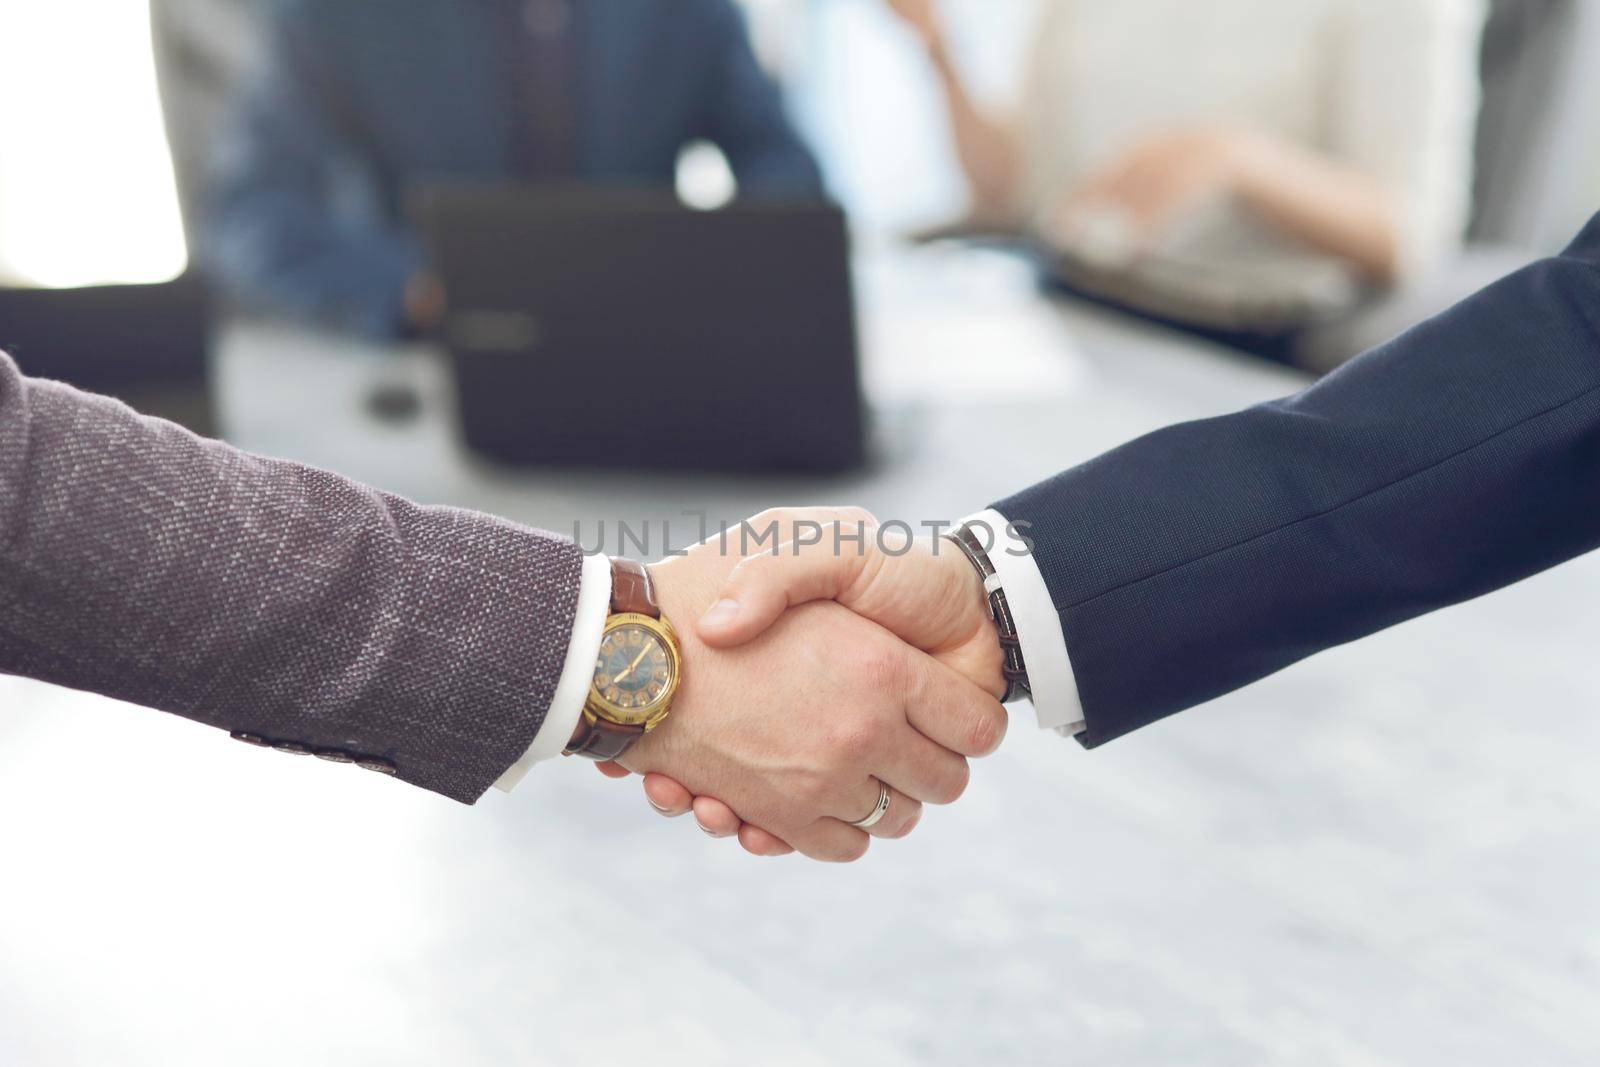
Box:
[493,550,613,791]
[964,509,1086,737]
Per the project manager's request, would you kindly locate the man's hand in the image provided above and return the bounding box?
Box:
[699,521,1003,695]
[608,510,1006,862]
[625,517,1008,856]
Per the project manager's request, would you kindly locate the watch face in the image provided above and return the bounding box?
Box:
[591,621,677,725]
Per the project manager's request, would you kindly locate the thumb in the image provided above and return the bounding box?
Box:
[696,528,876,648]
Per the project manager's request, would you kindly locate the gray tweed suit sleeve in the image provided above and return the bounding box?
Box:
[0,352,582,803]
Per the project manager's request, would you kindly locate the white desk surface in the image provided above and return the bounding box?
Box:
[2,246,1596,1067]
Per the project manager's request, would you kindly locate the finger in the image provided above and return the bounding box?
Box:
[875,728,972,807]
[786,819,871,864]
[642,773,693,817]
[902,655,1009,758]
[696,525,877,648]
[834,780,923,840]
[692,796,741,838]
[737,824,796,857]
[594,760,632,780]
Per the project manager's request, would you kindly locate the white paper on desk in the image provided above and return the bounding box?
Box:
[855,244,1087,409]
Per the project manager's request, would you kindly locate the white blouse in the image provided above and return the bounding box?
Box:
[1017,0,1487,277]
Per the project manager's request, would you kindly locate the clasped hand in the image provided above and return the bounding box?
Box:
[601,508,1008,862]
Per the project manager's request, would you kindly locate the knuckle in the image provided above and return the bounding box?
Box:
[966,702,1008,756]
[791,769,833,808]
[850,642,907,694]
[823,723,879,767]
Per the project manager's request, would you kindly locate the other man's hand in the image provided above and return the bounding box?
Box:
[608,510,1006,862]
[624,516,1008,857]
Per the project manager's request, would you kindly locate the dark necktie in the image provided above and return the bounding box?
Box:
[506,0,576,180]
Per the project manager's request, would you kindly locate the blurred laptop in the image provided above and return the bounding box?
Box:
[412,187,865,473]
[915,196,1362,339]
[1038,197,1362,335]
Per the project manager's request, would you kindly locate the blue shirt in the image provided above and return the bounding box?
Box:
[207,0,824,337]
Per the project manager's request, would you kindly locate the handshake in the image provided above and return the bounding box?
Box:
[592,507,1016,863]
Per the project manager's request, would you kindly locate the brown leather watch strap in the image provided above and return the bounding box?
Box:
[609,558,660,618]
[565,714,645,762]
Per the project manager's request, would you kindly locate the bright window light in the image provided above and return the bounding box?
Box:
[0,1,188,289]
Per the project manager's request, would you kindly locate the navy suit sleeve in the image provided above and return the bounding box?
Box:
[204,8,423,339]
[696,0,824,196]
[997,213,1600,747]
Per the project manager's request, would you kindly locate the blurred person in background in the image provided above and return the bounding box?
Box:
[205,0,823,338]
[889,0,1487,363]
[150,0,259,253]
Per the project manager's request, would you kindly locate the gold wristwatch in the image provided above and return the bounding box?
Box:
[564,559,682,761]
